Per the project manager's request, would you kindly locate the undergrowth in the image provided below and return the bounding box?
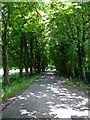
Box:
[60,76,90,93]
[54,71,90,93]
[0,72,44,101]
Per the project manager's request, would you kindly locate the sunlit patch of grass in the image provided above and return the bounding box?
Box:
[2,73,44,101]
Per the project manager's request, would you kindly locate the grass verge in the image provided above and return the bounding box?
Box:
[1,72,44,102]
[59,76,90,93]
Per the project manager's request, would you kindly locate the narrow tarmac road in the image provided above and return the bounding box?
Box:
[1,71,90,119]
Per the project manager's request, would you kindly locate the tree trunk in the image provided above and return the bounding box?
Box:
[19,32,23,78]
[76,24,83,79]
[30,35,33,74]
[80,14,87,82]
[23,34,29,75]
[71,65,75,78]
[2,24,9,85]
[34,54,37,73]
[81,66,87,82]
[37,57,41,73]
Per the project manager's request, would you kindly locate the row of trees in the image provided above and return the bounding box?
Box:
[1,1,90,85]
[48,2,90,81]
[1,2,48,84]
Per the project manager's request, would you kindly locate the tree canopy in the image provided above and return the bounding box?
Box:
[1,1,90,84]
[48,2,90,81]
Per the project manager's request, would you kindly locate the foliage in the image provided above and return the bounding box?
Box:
[1,2,48,84]
[1,1,90,86]
[59,76,90,93]
[48,1,90,82]
[1,72,44,101]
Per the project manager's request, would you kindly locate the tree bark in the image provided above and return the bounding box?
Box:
[76,24,83,79]
[37,56,41,73]
[80,14,87,82]
[30,33,33,74]
[71,65,75,78]
[23,33,29,75]
[2,24,9,85]
[19,32,23,78]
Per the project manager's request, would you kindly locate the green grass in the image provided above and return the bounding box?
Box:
[60,76,90,93]
[1,73,44,101]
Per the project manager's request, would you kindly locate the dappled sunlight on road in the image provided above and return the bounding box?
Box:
[49,106,88,118]
[2,71,90,119]
[18,96,25,100]
[20,109,37,118]
[45,81,89,118]
[17,72,89,118]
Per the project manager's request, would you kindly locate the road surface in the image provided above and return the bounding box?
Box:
[1,71,90,119]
